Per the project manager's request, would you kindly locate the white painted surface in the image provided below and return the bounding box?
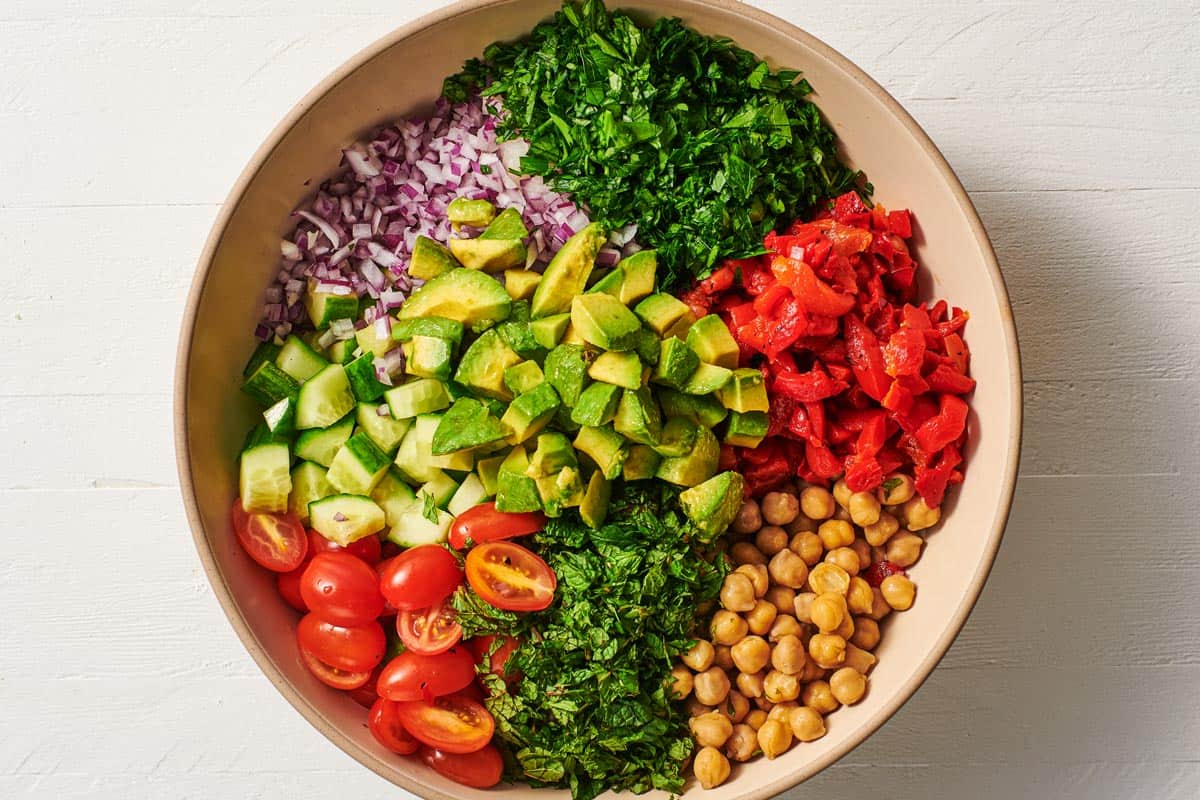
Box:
[1,1,1197,798]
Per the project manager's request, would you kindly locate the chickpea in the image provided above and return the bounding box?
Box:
[863,511,900,546]
[789,706,827,742]
[830,667,867,705]
[755,525,790,556]
[847,577,875,615]
[720,572,757,612]
[735,563,770,598]
[868,587,893,621]
[763,670,800,703]
[800,486,836,520]
[767,701,798,725]
[736,670,765,699]
[833,611,855,641]
[850,538,872,571]
[809,633,847,669]
[768,614,801,642]
[847,491,881,527]
[724,724,757,762]
[745,600,778,636]
[757,719,793,759]
[768,548,809,589]
[684,696,712,717]
[761,491,800,526]
[719,690,750,724]
[799,658,826,683]
[808,562,851,596]
[844,643,877,675]
[683,639,715,672]
[793,592,817,624]
[690,711,734,748]
[693,746,731,789]
[694,667,732,706]
[810,592,847,633]
[877,473,915,505]
[851,616,881,650]
[886,532,925,568]
[786,514,819,535]
[770,634,807,675]
[833,506,853,523]
[731,499,762,534]
[670,664,694,699]
[765,586,797,616]
[790,531,825,565]
[744,708,768,730]
[713,644,736,671]
[731,636,771,675]
[824,546,861,576]
[881,574,916,611]
[730,541,767,566]
[711,610,749,645]
[832,478,852,508]
[801,680,840,714]
[903,495,941,531]
[817,519,855,550]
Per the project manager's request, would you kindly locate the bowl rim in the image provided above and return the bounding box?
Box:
[173,1,1023,797]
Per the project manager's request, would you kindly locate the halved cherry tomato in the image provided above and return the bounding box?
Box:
[369,698,421,754]
[470,635,520,682]
[377,646,476,702]
[296,613,386,673]
[397,599,462,656]
[348,667,382,708]
[299,648,373,691]
[379,545,463,611]
[307,528,382,564]
[396,692,494,754]
[448,502,546,550]
[276,557,311,612]
[232,501,307,572]
[301,552,386,627]
[465,541,556,612]
[421,745,504,788]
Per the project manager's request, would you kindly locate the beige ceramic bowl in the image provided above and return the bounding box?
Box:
[174,1,1022,797]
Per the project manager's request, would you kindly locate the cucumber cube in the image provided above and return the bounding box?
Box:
[326,432,392,495]
[296,364,356,430]
[239,443,292,513]
[385,379,451,419]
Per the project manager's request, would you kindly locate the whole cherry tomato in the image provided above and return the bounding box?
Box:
[379,545,463,611]
[301,552,386,626]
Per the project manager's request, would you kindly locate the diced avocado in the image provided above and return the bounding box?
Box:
[415,414,475,471]
[310,494,386,545]
[371,467,418,528]
[622,444,661,481]
[579,471,612,528]
[686,314,740,369]
[276,335,329,382]
[613,386,662,445]
[480,206,529,240]
[509,298,532,323]
[552,405,581,434]
[634,293,692,337]
[496,447,542,512]
[561,322,587,347]
[657,387,728,428]
[243,360,300,407]
[344,352,389,403]
[613,250,656,305]
[304,284,359,329]
[633,328,660,367]
[505,269,542,300]
[447,197,496,228]
[355,401,412,454]
[570,381,622,427]
[501,382,561,444]
[531,313,571,349]
[433,397,509,455]
[573,425,628,480]
[387,504,453,548]
[535,466,584,518]
[449,237,527,272]
[571,293,642,352]
[385,378,451,419]
[531,223,606,318]
[393,426,442,484]
[653,337,701,389]
[239,443,292,513]
[497,319,543,359]
[403,335,455,381]
[476,453,507,496]
[448,472,491,516]
[655,426,720,487]
[263,394,298,437]
[326,338,357,365]
[725,410,769,448]
[354,323,397,359]
[587,267,625,298]
[296,364,356,430]
[504,361,544,396]
[543,344,592,407]
[408,235,460,281]
[399,268,512,332]
[587,351,643,390]
[682,362,733,396]
[652,417,699,457]
[527,432,579,478]
[294,414,354,467]
[717,368,770,413]
[327,431,392,495]
[665,309,698,341]
[679,471,746,542]
[420,471,460,508]
[290,460,334,524]
[454,329,522,401]
[391,316,464,347]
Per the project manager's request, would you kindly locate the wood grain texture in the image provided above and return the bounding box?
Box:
[2,0,1197,798]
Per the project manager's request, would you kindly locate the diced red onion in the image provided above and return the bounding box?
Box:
[377,403,391,417]
[596,247,622,268]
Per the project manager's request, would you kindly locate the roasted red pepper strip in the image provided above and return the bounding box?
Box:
[914,394,969,453]
[844,314,890,402]
[773,367,844,403]
[883,327,926,377]
[770,256,856,318]
[925,364,977,395]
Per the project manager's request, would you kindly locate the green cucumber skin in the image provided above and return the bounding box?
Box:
[276,335,329,382]
[242,360,301,406]
[263,395,298,436]
[294,416,354,467]
[345,353,389,402]
[243,341,282,378]
[296,364,357,430]
[340,432,392,475]
[243,422,294,451]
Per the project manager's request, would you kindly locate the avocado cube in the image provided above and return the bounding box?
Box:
[355,323,397,358]
[622,444,661,481]
[655,426,720,488]
[633,328,660,367]
[528,432,578,478]
[531,223,606,318]
[509,299,532,323]
[531,313,571,349]
[573,425,629,480]
[543,344,593,407]
[449,237,527,273]
[399,268,512,333]
[588,351,643,390]
[613,250,657,305]
[495,447,542,512]
[504,361,545,396]
[587,266,625,297]
[447,197,496,227]
[391,315,464,347]
[505,269,542,300]
[657,387,728,428]
[479,206,529,241]
[725,410,769,448]
[552,405,582,434]
[571,381,622,427]
[496,319,544,360]
[408,236,461,281]
[561,323,588,347]
[687,314,740,369]
[634,293,692,337]
[476,453,507,496]
[717,368,770,413]
[454,329,522,401]
[613,386,662,445]
[535,466,584,518]
[579,471,612,529]
[652,417,699,457]
[431,398,508,455]
[402,335,454,381]
[653,337,701,389]
[679,471,746,542]
[665,309,698,341]
[500,382,561,444]
[682,362,733,396]
[571,293,643,352]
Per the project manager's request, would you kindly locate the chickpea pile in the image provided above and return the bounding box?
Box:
[678,475,936,789]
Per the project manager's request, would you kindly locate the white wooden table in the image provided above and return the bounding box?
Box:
[2,1,1197,798]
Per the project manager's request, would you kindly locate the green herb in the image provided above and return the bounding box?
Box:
[420,490,438,524]
[881,477,903,496]
[446,0,863,289]
[456,482,726,800]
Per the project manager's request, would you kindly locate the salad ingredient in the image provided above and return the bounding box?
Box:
[296,613,387,673]
[421,745,505,788]
[300,552,386,627]
[238,443,293,514]
[377,646,477,702]
[448,502,546,549]
[308,495,386,546]
[464,541,556,612]
[446,0,860,288]
[299,648,373,691]
[276,560,310,612]
[378,544,464,611]
[397,599,464,655]
[306,527,382,564]
[369,698,422,754]
[230,501,307,572]
[396,692,496,753]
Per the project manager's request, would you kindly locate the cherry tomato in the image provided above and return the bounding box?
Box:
[421,745,504,788]
[307,528,382,564]
[470,635,520,682]
[448,502,546,549]
[377,646,476,702]
[301,552,386,626]
[379,545,463,611]
[276,557,311,612]
[465,541,556,612]
[348,667,382,708]
[395,692,494,754]
[397,599,463,656]
[298,648,373,691]
[296,613,386,673]
[369,698,421,754]
[232,501,307,572]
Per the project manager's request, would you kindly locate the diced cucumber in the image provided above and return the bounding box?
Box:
[293,414,354,467]
[403,335,455,381]
[289,461,334,524]
[309,494,386,545]
[263,394,297,437]
[296,364,356,429]
[355,402,412,454]
[327,432,392,495]
[242,422,292,450]
[393,425,443,484]
[239,443,292,513]
[243,341,282,378]
[326,339,357,365]
[305,285,360,329]
[385,379,451,419]
[371,468,418,528]
[345,353,389,403]
[386,504,453,548]
[448,472,490,516]
[416,414,475,471]
[275,335,329,382]
[243,360,300,407]
[420,471,460,508]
